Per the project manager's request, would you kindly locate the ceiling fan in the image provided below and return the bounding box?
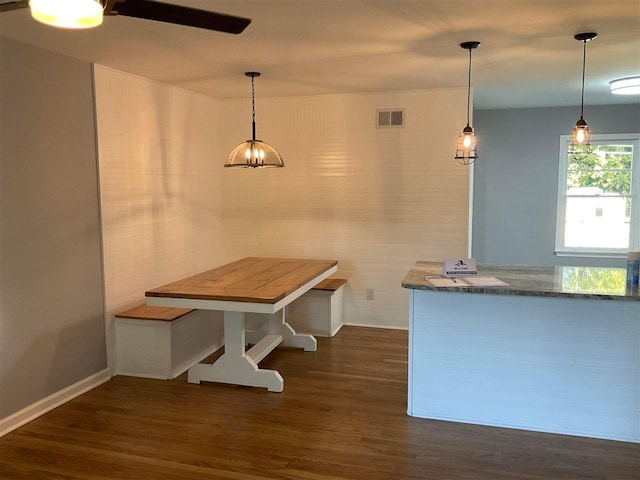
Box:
[0,0,251,34]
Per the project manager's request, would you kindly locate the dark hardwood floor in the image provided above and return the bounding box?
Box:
[0,326,637,479]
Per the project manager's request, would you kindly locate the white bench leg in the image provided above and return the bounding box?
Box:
[188,311,284,392]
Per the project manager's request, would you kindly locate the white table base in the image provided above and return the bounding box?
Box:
[188,309,317,392]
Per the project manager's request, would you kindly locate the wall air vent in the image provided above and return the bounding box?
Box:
[376,109,404,127]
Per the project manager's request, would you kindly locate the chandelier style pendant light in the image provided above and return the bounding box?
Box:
[29,0,104,29]
[455,41,481,165]
[570,32,597,154]
[225,72,284,168]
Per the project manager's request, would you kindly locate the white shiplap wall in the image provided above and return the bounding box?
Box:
[93,66,227,372]
[94,67,470,368]
[220,90,470,328]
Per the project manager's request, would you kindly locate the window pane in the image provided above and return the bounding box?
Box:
[557,136,639,254]
[566,170,631,195]
[564,196,630,249]
[567,145,633,197]
[568,145,633,171]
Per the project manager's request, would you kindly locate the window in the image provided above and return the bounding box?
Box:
[555,134,640,257]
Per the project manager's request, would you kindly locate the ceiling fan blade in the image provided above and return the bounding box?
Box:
[0,0,28,13]
[108,0,251,34]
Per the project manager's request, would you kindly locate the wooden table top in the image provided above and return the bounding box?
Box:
[146,257,338,304]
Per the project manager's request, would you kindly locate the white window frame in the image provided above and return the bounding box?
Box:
[555,133,640,258]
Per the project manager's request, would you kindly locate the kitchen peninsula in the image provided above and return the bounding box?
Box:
[402,261,639,443]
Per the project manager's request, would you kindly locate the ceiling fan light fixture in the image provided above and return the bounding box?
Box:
[455,41,480,166]
[610,76,640,95]
[225,72,284,168]
[30,0,103,29]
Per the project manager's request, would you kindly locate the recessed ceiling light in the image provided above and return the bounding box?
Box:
[610,76,640,95]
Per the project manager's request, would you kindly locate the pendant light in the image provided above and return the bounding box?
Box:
[29,0,103,29]
[570,32,597,153]
[225,72,284,168]
[455,41,480,166]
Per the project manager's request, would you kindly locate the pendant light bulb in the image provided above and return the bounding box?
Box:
[225,72,284,168]
[463,132,473,149]
[569,32,597,156]
[455,41,480,166]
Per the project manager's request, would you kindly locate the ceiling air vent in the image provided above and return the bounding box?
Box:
[377,109,404,127]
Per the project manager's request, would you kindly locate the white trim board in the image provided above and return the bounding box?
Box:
[0,369,110,438]
[343,322,408,331]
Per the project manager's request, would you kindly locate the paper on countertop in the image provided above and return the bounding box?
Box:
[464,276,509,287]
[425,275,509,288]
[424,276,465,287]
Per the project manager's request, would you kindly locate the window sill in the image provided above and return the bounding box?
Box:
[555,250,627,259]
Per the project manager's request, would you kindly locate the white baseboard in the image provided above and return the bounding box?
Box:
[407,411,639,444]
[0,368,110,438]
[343,322,408,331]
[330,323,344,337]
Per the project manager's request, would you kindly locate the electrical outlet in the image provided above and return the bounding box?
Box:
[366,289,374,300]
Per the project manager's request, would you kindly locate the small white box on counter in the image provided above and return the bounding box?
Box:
[443,258,477,277]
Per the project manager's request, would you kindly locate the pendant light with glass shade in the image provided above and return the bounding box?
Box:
[225,72,284,168]
[570,32,597,155]
[455,41,481,165]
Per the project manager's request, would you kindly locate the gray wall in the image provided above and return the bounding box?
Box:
[472,104,640,268]
[0,38,106,419]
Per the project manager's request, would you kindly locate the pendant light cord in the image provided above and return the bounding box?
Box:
[466,47,472,127]
[580,39,587,120]
[251,75,257,140]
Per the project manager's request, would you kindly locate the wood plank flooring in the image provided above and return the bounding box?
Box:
[0,326,638,479]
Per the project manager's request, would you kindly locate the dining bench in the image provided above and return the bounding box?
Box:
[114,305,223,380]
[287,278,347,337]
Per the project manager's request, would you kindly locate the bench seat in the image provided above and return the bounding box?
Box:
[114,305,223,380]
[115,305,194,321]
[311,278,348,292]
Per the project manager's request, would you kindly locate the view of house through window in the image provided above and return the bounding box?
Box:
[556,134,640,256]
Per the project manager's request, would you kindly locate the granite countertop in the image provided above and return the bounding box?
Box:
[401,261,640,301]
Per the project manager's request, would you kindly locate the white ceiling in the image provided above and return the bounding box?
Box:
[1,0,639,109]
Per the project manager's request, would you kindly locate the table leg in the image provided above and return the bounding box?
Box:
[188,311,284,392]
[264,309,317,352]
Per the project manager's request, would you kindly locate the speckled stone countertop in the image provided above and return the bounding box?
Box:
[401,261,640,301]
